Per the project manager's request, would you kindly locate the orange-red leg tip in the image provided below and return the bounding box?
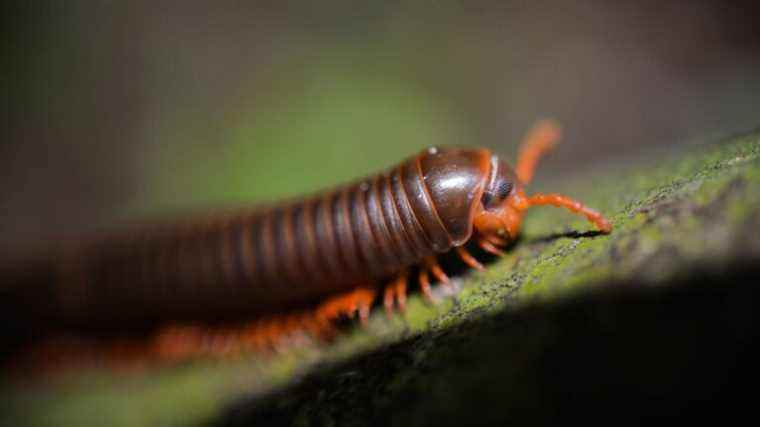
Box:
[395,279,407,312]
[425,257,453,293]
[484,234,509,246]
[457,247,485,271]
[596,216,613,233]
[384,286,395,318]
[418,269,435,303]
[478,238,505,256]
[382,274,408,318]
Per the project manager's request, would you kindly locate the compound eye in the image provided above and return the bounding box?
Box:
[495,180,512,200]
[482,180,513,209]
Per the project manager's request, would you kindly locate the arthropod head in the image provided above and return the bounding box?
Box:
[472,155,526,242]
[472,120,612,245]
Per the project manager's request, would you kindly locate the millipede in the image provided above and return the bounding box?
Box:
[1,120,612,366]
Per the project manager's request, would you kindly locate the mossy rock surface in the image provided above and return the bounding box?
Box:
[2,131,760,426]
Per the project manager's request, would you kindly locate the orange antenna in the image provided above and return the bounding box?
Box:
[515,119,562,184]
[516,193,612,233]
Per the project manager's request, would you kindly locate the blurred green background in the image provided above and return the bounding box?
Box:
[3,0,760,249]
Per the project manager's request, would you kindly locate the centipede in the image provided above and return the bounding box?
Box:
[0,120,612,367]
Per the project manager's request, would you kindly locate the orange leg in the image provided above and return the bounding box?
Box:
[478,238,506,256]
[383,286,395,318]
[425,257,453,293]
[483,233,510,247]
[520,193,613,233]
[243,320,273,351]
[384,272,408,318]
[215,330,244,357]
[418,268,435,303]
[300,311,333,339]
[356,296,372,325]
[251,320,276,350]
[515,119,562,184]
[394,275,407,312]
[153,325,204,361]
[315,286,376,326]
[456,247,484,271]
[276,314,308,348]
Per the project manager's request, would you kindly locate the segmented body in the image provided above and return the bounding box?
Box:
[2,120,612,364]
[60,151,477,328]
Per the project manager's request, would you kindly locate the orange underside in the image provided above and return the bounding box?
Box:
[17,285,382,372]
[152,285,378,361]
[17,249,481,373]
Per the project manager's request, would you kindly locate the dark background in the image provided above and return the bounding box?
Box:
[3,1,760,250]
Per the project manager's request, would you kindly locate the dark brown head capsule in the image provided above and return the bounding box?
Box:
[417,147,492,246]
[403,146,521,250]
